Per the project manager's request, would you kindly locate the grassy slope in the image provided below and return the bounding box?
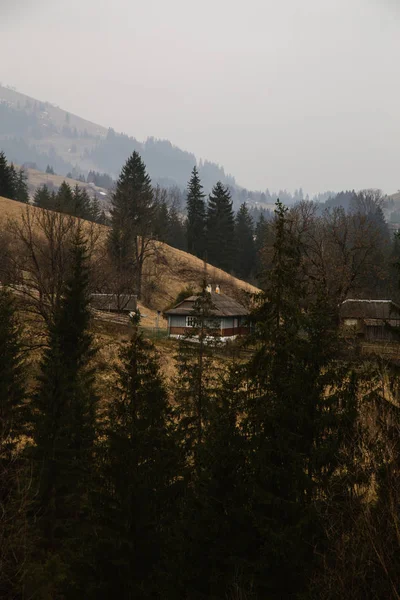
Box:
[0,195,258,315]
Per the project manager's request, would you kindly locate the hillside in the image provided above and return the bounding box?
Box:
[0,84,235,193]
[24,167,109,205]
[0,195,258,318]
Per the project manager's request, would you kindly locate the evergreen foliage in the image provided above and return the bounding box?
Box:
[0,151,16,199]
[234,202,256,279]
[207,181,235,271]
[29,228,97,596]
[186,166,206,258]
[95,318,181,598]
[108,151,155,298]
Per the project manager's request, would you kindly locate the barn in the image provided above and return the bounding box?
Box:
[340,299,400,342]
[165,287,249,341]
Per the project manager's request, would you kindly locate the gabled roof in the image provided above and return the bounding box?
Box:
[165,292,249,318]
[340,299,400,320]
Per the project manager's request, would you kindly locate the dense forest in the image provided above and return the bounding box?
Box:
[1,148,400,598]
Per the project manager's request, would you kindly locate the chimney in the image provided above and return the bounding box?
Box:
[215,284,221,294]
[206,284,212,293]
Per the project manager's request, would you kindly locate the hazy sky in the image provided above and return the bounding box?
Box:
[1,0,400,194]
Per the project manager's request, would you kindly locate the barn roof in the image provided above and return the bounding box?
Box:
[165,292,249,318]
[340,299,400,320]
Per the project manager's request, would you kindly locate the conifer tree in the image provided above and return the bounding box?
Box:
[108,151,155,299]
[174,286,221,472]
[0,290,25,455]
[14,168,29,203]
[55,181,74,213]
[34,184,56,210]
[96,314,181,598]
[178,362,254,598]
[207,181,235,271]
[186,166,206,258]
[243,200,359,598]
[30,228,97,596]
[235,202,256,279]
[0,151,16,199]
[0,290,28,600]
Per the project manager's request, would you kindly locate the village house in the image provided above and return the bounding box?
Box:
[340,299,400,342]
[165,285,249,341]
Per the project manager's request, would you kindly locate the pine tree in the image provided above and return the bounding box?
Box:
[30,228,97,596]
[207,181,235,271]
[14,168,29,203]
[55,181,74,213]
[34,184,56,210]
[108,151,155,299]
[174,286,221,472]
[0,151,16,199]
[235,202,256,279]
[96,315,182,598]
[0,289,25,458]
[0,290,28,600]
[186,166,206,258]
[178,363,254,598]
[243,201,359,598]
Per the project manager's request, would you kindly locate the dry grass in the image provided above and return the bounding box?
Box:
[24,168,109,199]
[0,196,259,316]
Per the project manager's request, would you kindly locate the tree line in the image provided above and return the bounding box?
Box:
[1,200,400,598]
[0,150,29,203]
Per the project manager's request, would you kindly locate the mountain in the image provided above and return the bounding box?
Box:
[0,84,235,193]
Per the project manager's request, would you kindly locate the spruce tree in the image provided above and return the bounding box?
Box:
[178,363,254,598]
[235,202,256,280]
[55,181,74,213]
[108,151,155,299]
[0,290,28,600]
[207,181,235,272]
[30,228,97,596]
[34,184,56,210]
[96,315,181,598]
[14,168,29,203]
[186,166,206,258]
[0,151,16,200]
[0,290,25,455]
[243,201,359,598]
[173,286,221,472]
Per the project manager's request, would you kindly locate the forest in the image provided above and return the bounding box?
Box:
[1,149,400,599]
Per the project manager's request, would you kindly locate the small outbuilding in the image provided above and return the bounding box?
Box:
[340,299,400,342]
[165,286,249,341]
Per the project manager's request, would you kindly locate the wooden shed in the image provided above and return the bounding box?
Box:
[340,299,400,342]
[165,288,249,341]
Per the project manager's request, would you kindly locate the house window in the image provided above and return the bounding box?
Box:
[186,316,196,327]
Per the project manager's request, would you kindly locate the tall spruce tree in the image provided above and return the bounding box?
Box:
[14,168,29,203]
[0,151,16,200]
[0,290,28,600]
[30,228,97,597]
[96,314,182,598]
[235,202,256,280]
[177,362,254,599]
[173,286,221,472]
[243,201,359,598]
[186,166,206,258]
[0,289,25,456]
[207,181,235,272]
[108,151,155,299]
[34,184,56,210]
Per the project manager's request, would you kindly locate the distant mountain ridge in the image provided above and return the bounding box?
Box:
[0,84,235,192]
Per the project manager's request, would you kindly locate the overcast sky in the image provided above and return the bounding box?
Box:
[1,0,400,194]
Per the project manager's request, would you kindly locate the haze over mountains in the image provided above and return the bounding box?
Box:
[0,84,312,208]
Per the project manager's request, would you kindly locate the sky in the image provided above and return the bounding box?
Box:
[1,0,400,194]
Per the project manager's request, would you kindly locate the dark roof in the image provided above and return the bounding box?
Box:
[165,292,249,318]
[340,299,400,320]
